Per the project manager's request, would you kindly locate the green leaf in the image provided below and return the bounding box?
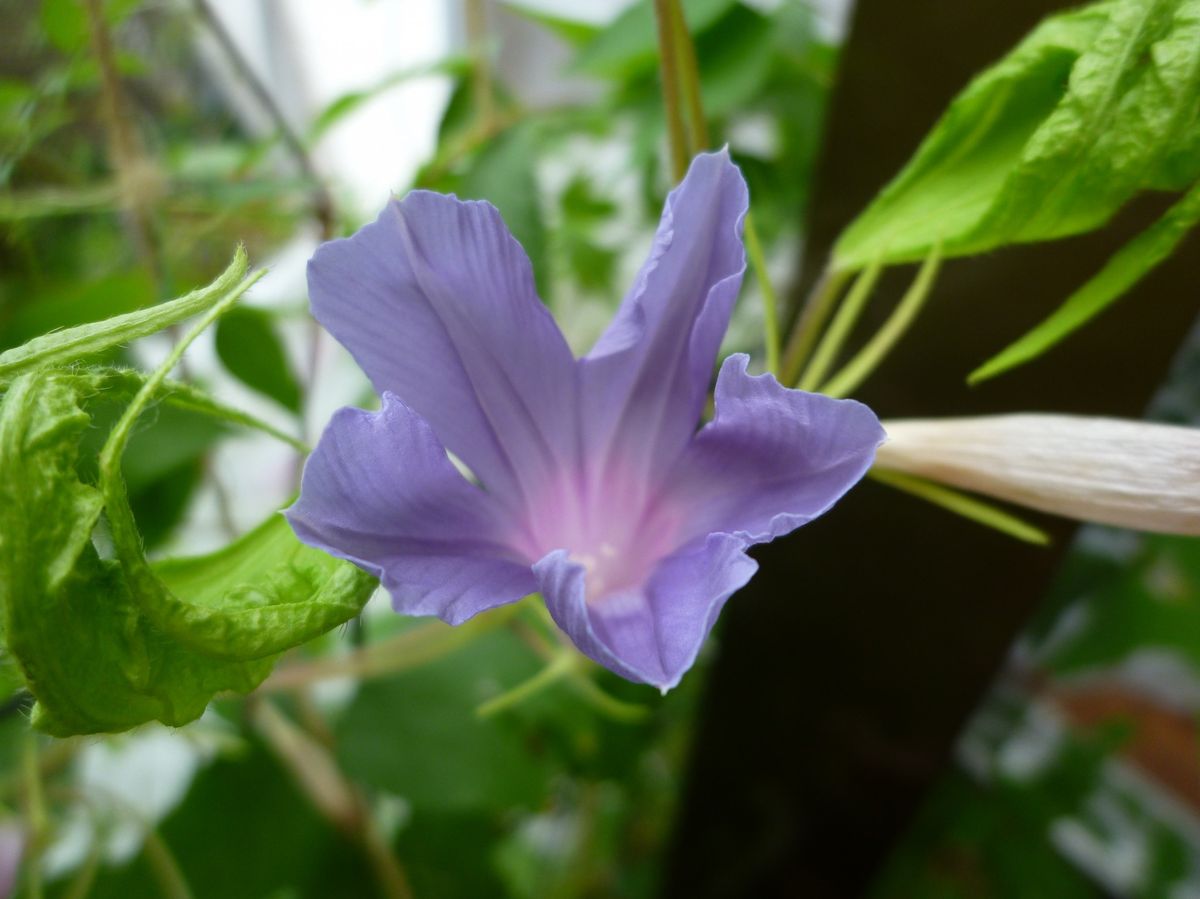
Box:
[572,0,737,78]
[10,365,301,455]
[558,176,619,294]
[305,56,471,145]
[560,175,618,221]
[40,0,141,53]
[833,0,1200,270]
[64,366,304,549]
[0,248,249,388]
[336,627,554,811]
[501,2,602,45]
[696,4,774,117]
[1046,535,1200,674]
[16,356,301,558]
[97,273,375,662]
[150,513,376,660]
[0,371,269,736]
[563,235,619,294]
[970,178,1200,382]
[214,307,303,413]
[0,271,373,737]
[41,0,91,53]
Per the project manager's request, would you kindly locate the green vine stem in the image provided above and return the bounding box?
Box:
[780,266,851,387]
[799,258,883,391]
[23,734,45,899]
[744,213,782,374]
[820,246,942,398]
[868,468,1049,545]
[653,0,691,181]
[656,0,782,374]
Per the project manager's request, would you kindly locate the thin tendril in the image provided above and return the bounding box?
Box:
[820,246,942,398]
[799,258,883,391]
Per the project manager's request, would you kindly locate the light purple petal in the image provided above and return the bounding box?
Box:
[308,192,578,513]
[580,150,749,488]
[297,152,885,691]
[286,393,536,625]
[534,535,758,691]
[666,353,885,545]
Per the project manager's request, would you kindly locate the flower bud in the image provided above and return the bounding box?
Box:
[875,415,1200,535]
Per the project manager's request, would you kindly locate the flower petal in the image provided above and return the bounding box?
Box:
[286,393,536,625]
[534,534,757,691]
[875,414,1200,534]
[666,354,885,544]
[581,150,749,484]
[308,192,578,512]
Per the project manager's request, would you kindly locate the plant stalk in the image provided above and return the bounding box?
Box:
[653,0,691,181]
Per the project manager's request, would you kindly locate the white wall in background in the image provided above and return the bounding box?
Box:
[205,0,453,212]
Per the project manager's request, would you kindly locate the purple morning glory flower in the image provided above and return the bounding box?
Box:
[286,151,884,691]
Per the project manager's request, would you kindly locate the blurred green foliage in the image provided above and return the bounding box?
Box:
[875,329,1200,898]
[0,0,1195,897]
[0,1,832,894]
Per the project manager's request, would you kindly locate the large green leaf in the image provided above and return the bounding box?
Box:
[833,0,1200,270]
[0,284,373,737]
[0,371,267,736]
